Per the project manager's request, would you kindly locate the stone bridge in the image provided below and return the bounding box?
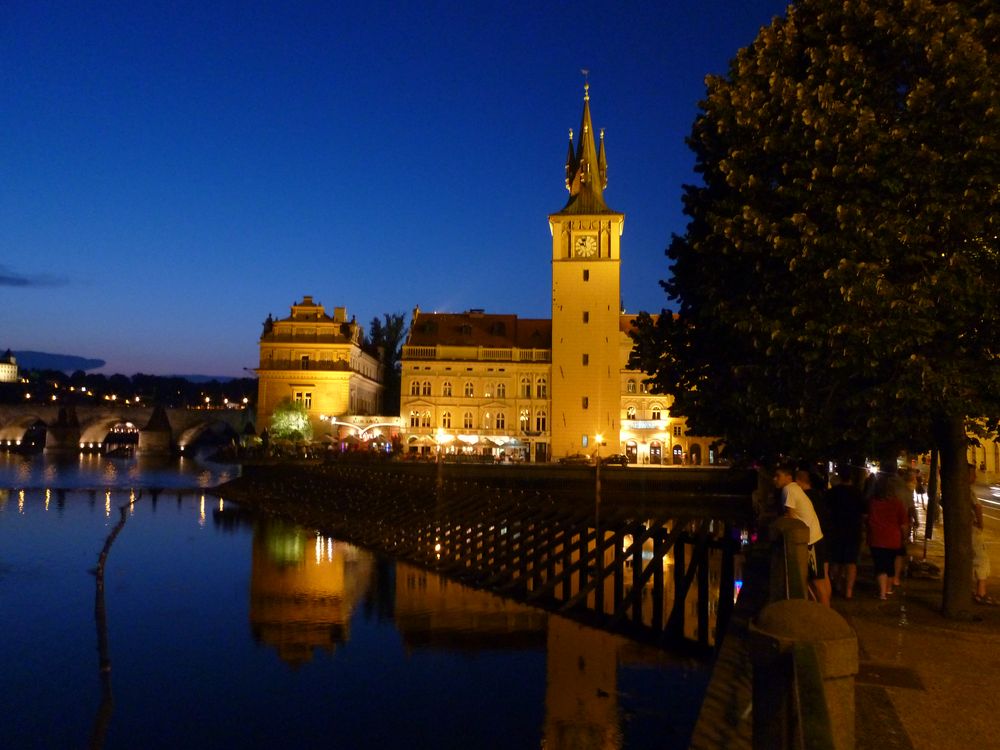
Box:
[0,404,255,455]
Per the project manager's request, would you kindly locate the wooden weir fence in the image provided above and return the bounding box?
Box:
[225,462,757,653]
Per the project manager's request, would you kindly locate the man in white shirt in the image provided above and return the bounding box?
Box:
[773,463,831,606]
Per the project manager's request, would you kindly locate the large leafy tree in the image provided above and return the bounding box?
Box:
[367,312,408,415]
[269,398,312,442]
[632,0,998,617]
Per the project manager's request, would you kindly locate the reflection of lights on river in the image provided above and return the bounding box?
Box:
[45,489,50,511]
[218,498,224,512]
[105,491,111,517]
[199,495,206,526]
[314,534,336,563]
[19,490,25,513]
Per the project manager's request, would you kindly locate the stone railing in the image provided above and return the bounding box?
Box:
[402,345,551,363]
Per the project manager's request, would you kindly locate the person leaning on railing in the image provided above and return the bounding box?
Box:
[773,462,832,606]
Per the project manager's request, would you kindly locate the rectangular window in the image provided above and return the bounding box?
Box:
[583,270,590,281]
[582,396,589,409]
[301,355,310,369]
[304,392,312,409]
[673,425,682,437]
[582,311,589,323]
[582,354,589,366]
[294,391,303,405]
[582,435,589,448]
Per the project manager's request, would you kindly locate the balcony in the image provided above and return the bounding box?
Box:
[402,345,551,363]
[258,360,353,372]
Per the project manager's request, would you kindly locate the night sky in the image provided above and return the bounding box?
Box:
[2,1,790,377]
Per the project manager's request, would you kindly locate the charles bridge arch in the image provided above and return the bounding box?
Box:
[0,404,254,456]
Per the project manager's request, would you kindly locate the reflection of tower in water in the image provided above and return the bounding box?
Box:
[393,561,548,650]
[544,617,626,750]
[249,519,374,666]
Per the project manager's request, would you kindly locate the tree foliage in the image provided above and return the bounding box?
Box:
[367,312,408,415]
[269,398,312,442]
[631,0,998,616]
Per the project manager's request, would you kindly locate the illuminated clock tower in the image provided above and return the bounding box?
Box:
[549,83,623,458]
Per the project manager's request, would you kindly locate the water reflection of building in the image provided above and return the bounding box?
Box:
[544,617,625,750]
[393,561,547,650]
[249,519,374,666]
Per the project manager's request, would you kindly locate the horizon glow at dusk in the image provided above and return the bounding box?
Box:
[2,1,790,377]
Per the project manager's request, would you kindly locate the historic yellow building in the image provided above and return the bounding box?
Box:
[256,296,384,437]
[0,350,17,383]
[400,86,716,465]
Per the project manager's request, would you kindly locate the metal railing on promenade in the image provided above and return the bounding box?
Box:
[224,462,753,653]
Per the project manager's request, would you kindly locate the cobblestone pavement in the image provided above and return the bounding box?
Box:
[837,486,1000,750]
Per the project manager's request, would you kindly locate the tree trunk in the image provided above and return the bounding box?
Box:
[925,449,940,540]
[937,414,973,619]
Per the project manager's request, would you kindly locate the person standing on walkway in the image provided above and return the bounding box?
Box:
[970,463,996,605]
[867,474,909,600]
[827,464,867,599]
[774,463,831,606]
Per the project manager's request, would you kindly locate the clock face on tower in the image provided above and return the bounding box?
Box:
[574,235,597,258]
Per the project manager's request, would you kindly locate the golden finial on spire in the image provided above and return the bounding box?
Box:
[581,68,590,100]
[600,128,604,140]
[568,128,574,141]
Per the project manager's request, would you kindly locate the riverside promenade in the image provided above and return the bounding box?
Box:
[692,488,1000,750]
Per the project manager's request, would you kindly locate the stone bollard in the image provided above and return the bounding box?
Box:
[768,516,809,601]
[749,599,858,750]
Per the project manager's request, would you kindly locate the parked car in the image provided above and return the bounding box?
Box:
[601,453,630,467]
[558,453,592,465]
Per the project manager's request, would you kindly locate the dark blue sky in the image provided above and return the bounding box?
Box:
[2,1,789,377]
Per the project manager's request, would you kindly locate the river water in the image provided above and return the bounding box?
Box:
[0,454,709,749]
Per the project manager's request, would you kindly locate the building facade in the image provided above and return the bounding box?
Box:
[256,296,384,438]
[0,350,17,383]
[399,86,717,464]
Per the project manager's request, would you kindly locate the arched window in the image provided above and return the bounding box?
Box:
[520,377,531,398]
[496,382,506,398]
[495,412,505,429]
[483,412,491,429]
[464,382,474,398]
[519,409,529,431]
[410,381,420,396]
[626,405,636,420]
[463,411,474,429]
[535,377,547,399]
[442,381,453,397]
[421,412,431,428]
[441,411,451,429]
[626,379,636,394]
[535,409,547,432]
[421,381,431,396]
[651,404,662,420]
[409,410,420,427]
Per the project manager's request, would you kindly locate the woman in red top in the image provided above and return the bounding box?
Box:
[867,474,910,600]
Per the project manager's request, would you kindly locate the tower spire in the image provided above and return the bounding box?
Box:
[558,78,613,214]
